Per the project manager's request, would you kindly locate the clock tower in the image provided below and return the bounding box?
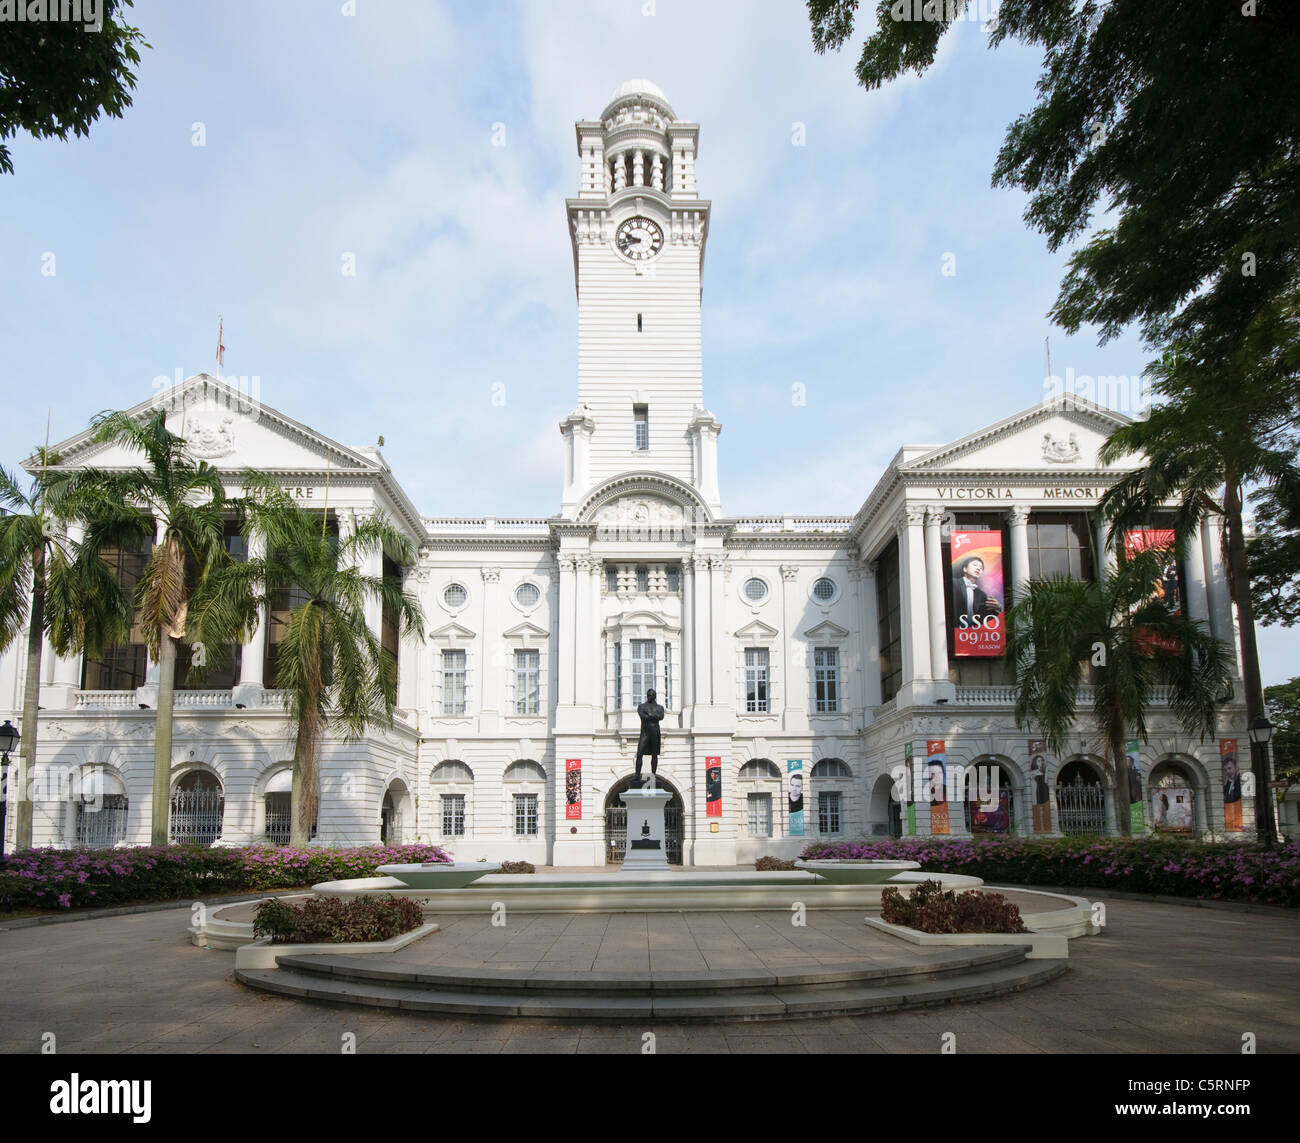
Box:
[560,80,720,519]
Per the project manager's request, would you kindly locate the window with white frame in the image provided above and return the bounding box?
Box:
[441,649,467,715]
[744,647,770,713]
[631,639,655,702]
[513,792,539,835]
[636,565,649,593]
[664,643,672,709]
[613,640,623,709]
[818,791,842,834]
[747,792,772,837]
[633,404,649,450]
[441,793,465,836]
[814,646,839,713]
[514,648,540,715]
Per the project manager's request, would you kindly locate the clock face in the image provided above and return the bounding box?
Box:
[615,216,664,261]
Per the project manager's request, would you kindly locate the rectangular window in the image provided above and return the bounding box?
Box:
[441,794,465,837]
[747,793,772,837]
[814,646,839,713]
[606,564,619,593]
[818,791,842,835]
[664,643,672,709]
[631,639,656,703]
[515,648,540,716]
[744,647,769,713]
[613,640,623,709]
[81,528,154,691]
[514,793,539,836]
[633,404,649,450]
[666,565,680,592]
[876,540,902,704]
[441,649,466,715]
[636,565,649,593]
[1027,512,1096,582]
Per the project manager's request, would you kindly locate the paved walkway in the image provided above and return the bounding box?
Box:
[0,897,1296,1053]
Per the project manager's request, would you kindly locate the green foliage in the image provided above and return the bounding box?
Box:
[880,879,1029,934]
[806,0,1300,358]
[1265,677,1300,791]
[0,0,149,174]
[1249,489,1300,629]
[252,894,425,945]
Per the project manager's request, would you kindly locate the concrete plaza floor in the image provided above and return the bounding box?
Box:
[1,889,1297,1053]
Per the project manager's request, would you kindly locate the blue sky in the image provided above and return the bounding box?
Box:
[2,0,1294,683]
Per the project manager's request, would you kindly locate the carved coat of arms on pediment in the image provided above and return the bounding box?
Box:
[595,496,685,528]
[187,415,237,459]
[1041,431,1082,464]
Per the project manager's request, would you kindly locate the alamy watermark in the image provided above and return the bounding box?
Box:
[1043,367,1151,414]
[890,0,1001,26]
[0,0,102,31]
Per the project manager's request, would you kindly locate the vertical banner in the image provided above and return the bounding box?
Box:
[564,758,582,820]
[705,756,722,818]
[927,740,949,835]
[786,760,805,836]
[950,529,1006,657]
[1125,739,1145,832]
[1029,739,1052,833]
[1124,528,1183,653]
[1221,739,1243,832]
[904,742,916,835]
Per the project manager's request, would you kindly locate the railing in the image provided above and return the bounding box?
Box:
[422,517,552,533]
[954,686,1019,705]
[76,796,129,847]
[731,516,853,533]
[169,788,225,846]
[1058,777,1107,835]
[174,690,235,708]
[74,691,136,710]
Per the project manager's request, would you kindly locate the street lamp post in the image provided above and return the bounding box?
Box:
[0,719,20,858]
[1248,714,1275,846]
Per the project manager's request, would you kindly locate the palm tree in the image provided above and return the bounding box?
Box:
[79,410,255,846]
[0,451,133,849]
[1007,547,1235,837]
[1099,328,1300,843]
[231,479,425,846]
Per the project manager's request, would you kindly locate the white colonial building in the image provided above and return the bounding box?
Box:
[1,81,1271,863]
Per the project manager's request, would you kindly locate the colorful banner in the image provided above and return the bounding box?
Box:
[564,758,582,820]
[1029,738,1052,833]
[787,760,805,836]
[927,740,949,835]
[1124,528,1183,653]
[1152,786,1194,832]
[1221,739,1243,832]
[904,743,916,835]
[1126,739,1145,831]
[705,756,722,818]
[949,529,1006,657]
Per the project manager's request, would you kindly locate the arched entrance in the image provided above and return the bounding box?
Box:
[1056,759,1107,836]
[869,772,903,838]
[604,775,684,865]
[964,762,1017,835]
[170,770,224,846]
[1150,760,1197,835]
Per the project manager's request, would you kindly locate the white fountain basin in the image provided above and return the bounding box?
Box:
[794,860,920,884]
[375,861,501,889]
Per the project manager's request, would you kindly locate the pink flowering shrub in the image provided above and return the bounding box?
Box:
[801,837,1300,907]
[0,843,451,911]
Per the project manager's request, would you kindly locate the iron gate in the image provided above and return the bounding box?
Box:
[605,803,682,864]
[265,793,291,845]
[170,787,225,846]
[76,795,129,847]
[1057,775,1106,835]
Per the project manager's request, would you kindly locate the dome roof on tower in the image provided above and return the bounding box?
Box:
[603,79,674,116]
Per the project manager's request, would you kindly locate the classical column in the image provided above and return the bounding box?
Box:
[708,555,727,708]
[651,152,664,191]
[853,561,882,711]
[780,564,802,727]
[479,567,502,730]
[897,507,931,700]
[46,527,84,708]
[556,555,576,707]
[234,529,267,705]
[574,557,595,709]
[923,507,949,685]
[1183,520,1211,627]
[681,557,696,710]
[691,555,712,708]
[1095,513,1117,579]
[1008,505,1032,602]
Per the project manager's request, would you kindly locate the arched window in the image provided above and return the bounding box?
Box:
[74,769,128,848]
[963,763,1016,836]
[1150,761,1196,834]
[170,771,224,847]
[264,768,293,845]
[504,760,547,783]
[738,759,780,780]
[432,760,475,783]
[1056,760,1106,836]
[811,758,851,778]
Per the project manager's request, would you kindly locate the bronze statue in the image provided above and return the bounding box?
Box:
[634,688,664,787]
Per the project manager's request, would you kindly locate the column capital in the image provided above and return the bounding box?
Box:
[896,506,926,535]
[780,564,799,582]
[557,555,575,573]
[1008,505,1031,527]
[480,567,501,583]
[576,556,594,573]
[923,505,947,528]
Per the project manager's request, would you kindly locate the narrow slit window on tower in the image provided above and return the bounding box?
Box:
[633,404,649,450]
[637,313,643,332]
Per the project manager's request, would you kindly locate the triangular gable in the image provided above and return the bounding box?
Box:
[428,621,477,643]
[905,396,1134,474]
[502,620,551,642]
[734,619,780,642]
[802,620,850,641]
[33,374,378,475]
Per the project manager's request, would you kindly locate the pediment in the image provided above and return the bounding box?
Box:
[802,620,850,641]
[428,621,477,643]
[36,374,379,477]
[735,619,779,642]
[905,397,1133,474]
[502,620,551,642]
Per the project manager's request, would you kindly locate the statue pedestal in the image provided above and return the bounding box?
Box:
[619,787,671,872]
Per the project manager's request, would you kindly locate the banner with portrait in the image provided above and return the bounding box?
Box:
[1028,738,1052,833]
[1221,738,1243,832]
[1125,738,1145,832]
[927,739,949,835]
[1151,786,1194,833]
[1124,528,1183,653]
[786,759,805,836]
[949,529,1006,657]
[564,758,582,820]
[705,756,722,818]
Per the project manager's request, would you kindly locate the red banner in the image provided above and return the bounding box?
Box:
[565,758,582,820]
[1124,529,1182,654]
[950,530,1005,657]
[705,756,722,817]
[927,740,949,835]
